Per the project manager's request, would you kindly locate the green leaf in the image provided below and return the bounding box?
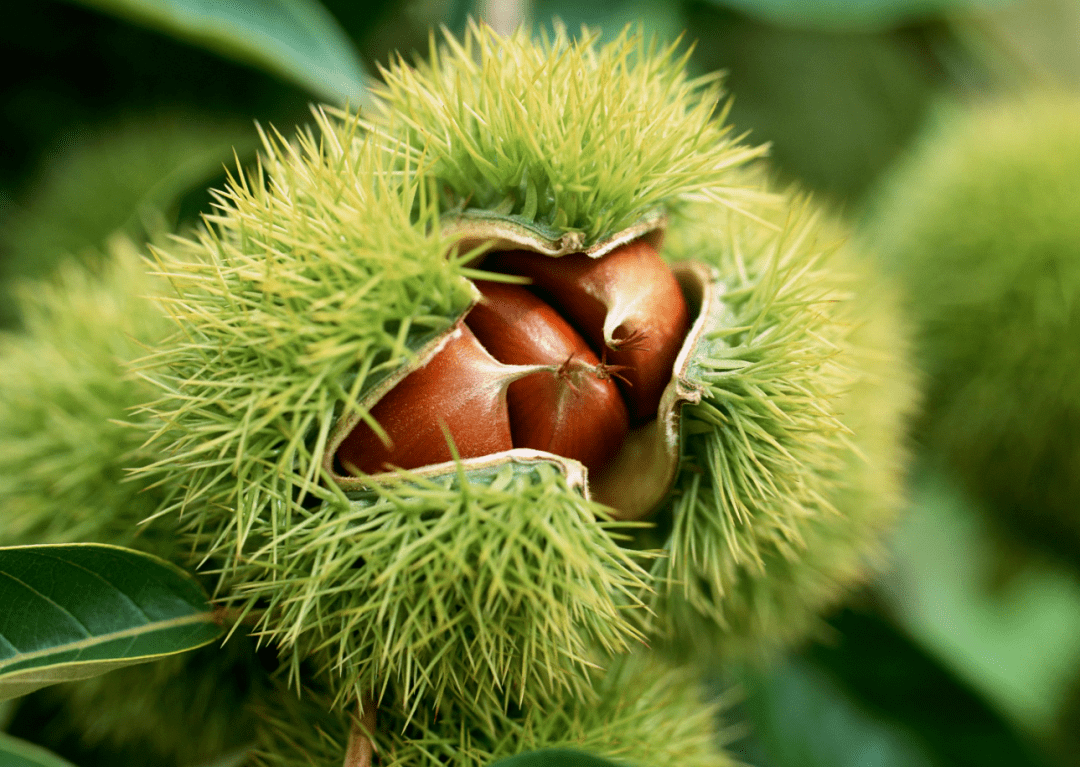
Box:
[488,750,626,767]
[880,468,1080,736]
[738,656,938,767]
[66,0,371,105]
[0,544,222,702]
[735,600,1058,767]
[683,5,946,203]
[705,0,1005,31]
[802,608,1055,767]
[0,731,78,767]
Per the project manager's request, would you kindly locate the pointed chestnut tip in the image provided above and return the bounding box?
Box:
[466,280,630,476]
[485,240,691,423]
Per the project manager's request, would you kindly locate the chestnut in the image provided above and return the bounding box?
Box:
[466,280,630,476]
[486,240,691,423]
[335,325,550,474]
[330,237,697,517]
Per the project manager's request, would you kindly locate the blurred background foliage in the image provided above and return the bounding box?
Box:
[2,1,1080,766]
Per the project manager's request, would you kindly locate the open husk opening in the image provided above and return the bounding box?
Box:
[322,212,727,521]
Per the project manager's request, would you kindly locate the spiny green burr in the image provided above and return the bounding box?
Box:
[865,94,1080,566]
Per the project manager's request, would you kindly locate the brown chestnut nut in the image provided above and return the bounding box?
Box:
[486,240,691,423]
[336,325,548,474]
[466,280,630,476]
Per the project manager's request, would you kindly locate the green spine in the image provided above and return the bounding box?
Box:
[366,24,916,653]
[0,239,173,553]
[139,114,650,714]
[652,188,915,651]
[865,95,1080,564]
[364,23,768,244]
[252,652,734,767]
[137,22,915,741]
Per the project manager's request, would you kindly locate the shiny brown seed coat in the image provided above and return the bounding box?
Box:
[486,240,690,423]
[467,280,629,475]
[336,326,539,474]
[337,239,690,483]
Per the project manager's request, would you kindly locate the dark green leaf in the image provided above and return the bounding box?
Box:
[684,6,943,203]
[0,731,77,767]
[736,604,1057,767]
[66,0,371,105]
[738,656,938,767]
[882,468,1080,733]
[704,0,1003,31]
[489,749,626,767]
[804,607,1057,767]
[0,544,222,702]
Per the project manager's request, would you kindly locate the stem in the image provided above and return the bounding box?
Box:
[343,697,376,767]
[210,606,265,627]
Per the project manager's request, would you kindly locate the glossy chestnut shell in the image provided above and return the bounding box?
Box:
[325,217,723,521]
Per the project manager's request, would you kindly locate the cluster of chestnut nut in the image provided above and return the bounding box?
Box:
[336,239,691,495]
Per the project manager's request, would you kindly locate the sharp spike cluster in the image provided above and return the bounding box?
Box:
[251,651,736,767]
[651,186,915,650]
[360,23,770,244]
[0,22,915,765]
